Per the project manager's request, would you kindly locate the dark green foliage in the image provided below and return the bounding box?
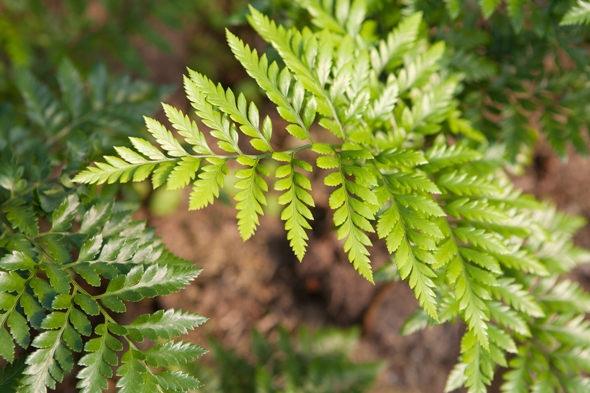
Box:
[178,326,383,392]
[401,0,590,160]
[2,58,172,168]
[0,63,206,392]
[78,3,590,392]
[0,0,242,75]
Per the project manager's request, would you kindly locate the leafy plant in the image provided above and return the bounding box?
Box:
[0,0,240,74]
[398,0,590,160]
[0,62,206,392]
[177,326,382,393]
[76,3,590,392]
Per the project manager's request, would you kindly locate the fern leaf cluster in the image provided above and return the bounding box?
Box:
[1,62,206,392]
[1,189,206,393]
[399,0,590,160]
[76,2,590,392]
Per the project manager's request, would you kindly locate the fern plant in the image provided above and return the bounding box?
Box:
[76,3,590,393]
[399,0,590,161]
[0,62,206,392]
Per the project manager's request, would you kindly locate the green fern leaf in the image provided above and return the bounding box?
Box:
[538,279,590,314]
[125,309,207,342]
[371,12,422,74]
[324,152,378,282]
[97,265,201,312]
[166,157,201,190]
[487,300,530,336]
[561,1,590,25]
[460,331,494,393]
[247,6,342,134]
[143,340,207,368]
[21,301,77,393]
[162,103,212,155]
[0,251,37,272]
[397,42,445,92]
[384,172,441,194]
[234,158,269,240]
[492,278,545,318]
[436,171,500,196]
[275,156,315,260]
[189,70,273,152]
[155,371,203,391]
[376,148,428,168]
[3,203,39,237]
[183,75,240,153]
[117,348,201,393]
[376,185,440,319]
[453,227,509,255]
[144,117,188,157]
[51,195,80,232]
[421,145,482,172]
[227,31,312,141]
[449,257,490,349]
[0,356,26,392]
[76,327,118,393]
[57,58,87,120]
[445,198,508,223]
[189,158,228,210]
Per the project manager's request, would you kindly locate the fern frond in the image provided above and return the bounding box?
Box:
[492,278,545,318]
[370,12,422,74]
[189,158,228,210]
[561,1,590,25]
[487,300,530,337]
[144,116,188,157]
[116,345,203,392]
[20,299,80,393]
[144,340,207,367]
[447,255,491,349]
[189,69,273,152]
[125,309,207,342]
[72,139,176,187]
[3,203,39,237]
[421,145,482,172]
[275,154,315,260]
[97,265,201,312]
[295,0,347,35]
[162,103,212,155]
[436,171,500,196]
[375,179,441,320]
[397,42,445,92]
[319,148,377,282]
[459,330,495,393]
[76,326,118,393]
[247,6,345,138]
[226,31,312,141]
[184,75,241,153]
[537,279,590,314]
[445,198,509,223]
[234,157,269,240]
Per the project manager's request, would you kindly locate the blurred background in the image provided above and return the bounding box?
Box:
[1,1,590,392]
